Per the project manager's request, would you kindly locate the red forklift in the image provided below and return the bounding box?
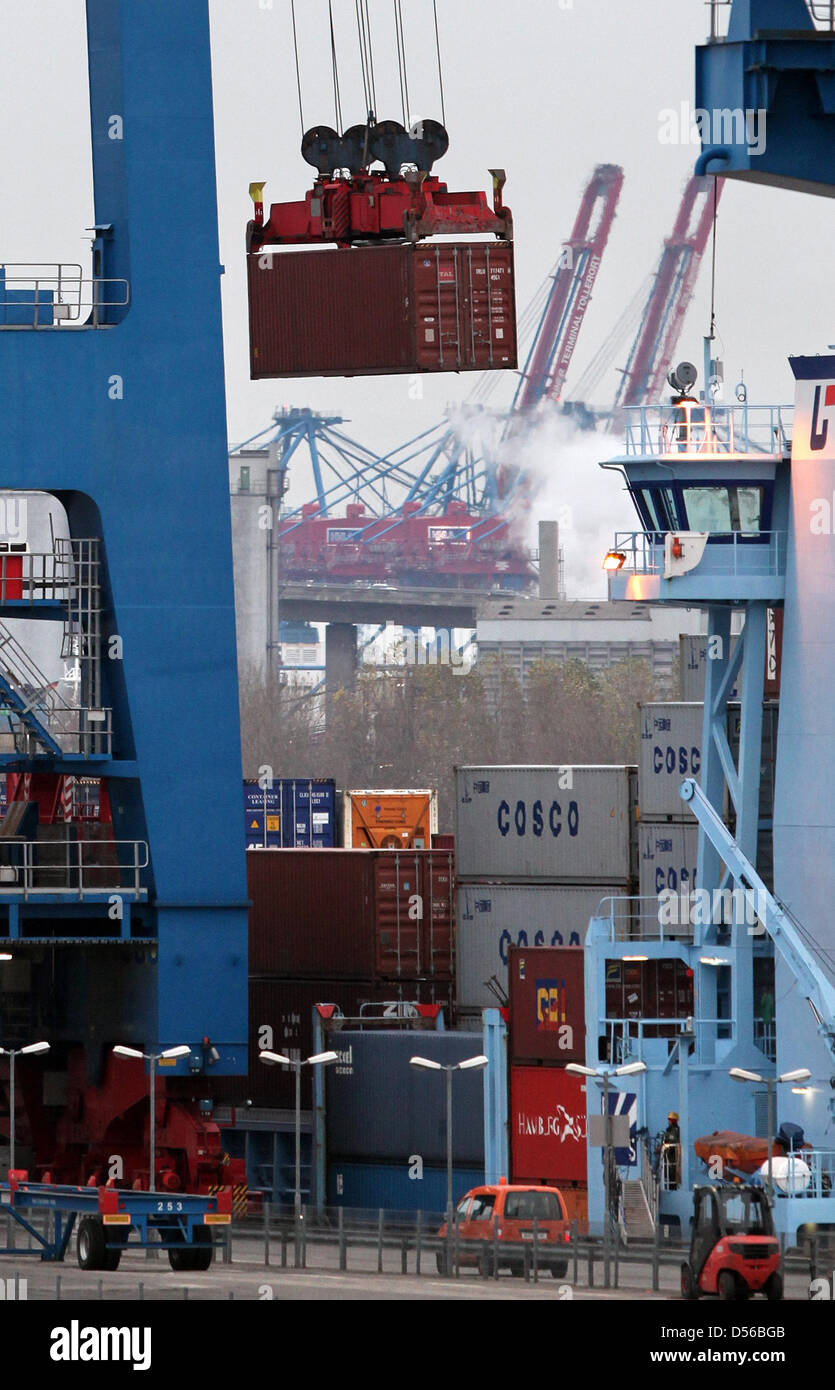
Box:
[681,1184,783,1301]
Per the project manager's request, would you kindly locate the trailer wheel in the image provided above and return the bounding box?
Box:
[103,1226,128,1271]
[77,1217,107,1271]
[168,1227,213,1272]
[188,1227,214,1272]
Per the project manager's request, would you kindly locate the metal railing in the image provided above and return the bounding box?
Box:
[0,264,129,328]
[603,1016,736,1065]
[612,529,787,579]
[0,839,148,900]
[709,1,834,39]
[592,895,695,943]
[621,403,792,456]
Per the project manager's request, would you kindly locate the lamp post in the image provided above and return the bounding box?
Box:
[729,1066,812,1201]
[410,1053,488,1268]
[259,1049,338,1219]
[567,1060,646,1278]
[0,1041,49,1176]
[113,1044,191,1192]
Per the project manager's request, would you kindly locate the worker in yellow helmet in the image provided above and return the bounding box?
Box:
[661,1111,681,1190]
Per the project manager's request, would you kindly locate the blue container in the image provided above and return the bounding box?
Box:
[243,779,337,846]
[280,778,337,847]
[326,1031,485,1166]
[326,1160,484,1216]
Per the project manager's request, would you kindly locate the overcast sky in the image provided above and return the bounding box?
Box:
[2,0,833,593]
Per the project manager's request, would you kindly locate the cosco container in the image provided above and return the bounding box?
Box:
[243,778,338,848]
[638,704,704,819]
[456,884,611,1014]
[235,979,452,1111]
[680,617,782,701]
[326,1030,485,1165]
[638,821,699,901]
[247,848,454,980]
[510,1065,588,1185]
[508,945,585,1064]
[247,241,517,379]
[343,788,438,850]
[679,635,740,702]
[454,765,636,882]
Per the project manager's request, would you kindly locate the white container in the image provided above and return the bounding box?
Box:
[638,703,705,820]
[679,634,740,702]
[638,821,699,900]
[454,765,635,883]
[455,882,617,1012]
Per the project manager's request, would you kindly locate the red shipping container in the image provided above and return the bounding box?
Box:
[510,1066,588,1185]
[508,946,585,1064]
[247,241,516,379]
[247,848,455,981]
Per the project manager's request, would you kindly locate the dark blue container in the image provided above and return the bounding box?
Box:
[326,1031,486,1166]
[243,779,337,847]
[326,1160,484,1216]
[280,778,337,847]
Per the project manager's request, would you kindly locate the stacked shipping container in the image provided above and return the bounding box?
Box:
[242,848,455,1111]
[507,945,589,1220]
[325,1030,486,1213]
[453,765,638,1013]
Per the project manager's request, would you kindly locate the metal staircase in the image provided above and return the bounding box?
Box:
[621,1179,656,1241]
[0,625,64,754]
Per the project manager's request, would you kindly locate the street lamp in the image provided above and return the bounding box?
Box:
[0,1041,49,1176]
[259,1049,338,1219]
[409,1053,488,1249]
[113,1044,191,1192]
[566,1060,647,1272]
[729,1066,812,1200]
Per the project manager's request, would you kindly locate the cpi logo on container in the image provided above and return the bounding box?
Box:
[535,979,574,1054]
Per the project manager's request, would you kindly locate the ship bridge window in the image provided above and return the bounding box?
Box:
[682,486,763,534]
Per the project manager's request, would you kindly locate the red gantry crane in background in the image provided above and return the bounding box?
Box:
[511,164,624,415]
[612,175,722,409]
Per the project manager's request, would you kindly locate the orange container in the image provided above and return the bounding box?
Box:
[344,788,439,850]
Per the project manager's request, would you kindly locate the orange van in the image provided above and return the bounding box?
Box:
[438,1180,570,1277]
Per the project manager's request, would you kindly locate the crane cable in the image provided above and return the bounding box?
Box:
[355,0,378,119]
[394,0,411,127]
[433,0,446,128]
[328,1,344,132]
[289,0,305,135]
[708,176,719,349]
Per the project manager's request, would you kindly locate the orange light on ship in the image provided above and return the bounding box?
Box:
[602,550,626,571]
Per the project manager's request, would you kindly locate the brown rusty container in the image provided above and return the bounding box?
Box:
[219,979,453,1110]
[247,241,516,379]
[508,945,585,1064]
[247,847,455,981]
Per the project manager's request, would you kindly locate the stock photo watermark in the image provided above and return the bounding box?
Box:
[658,101,766,156]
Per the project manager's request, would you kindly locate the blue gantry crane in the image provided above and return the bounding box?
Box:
[0,1,248,1193]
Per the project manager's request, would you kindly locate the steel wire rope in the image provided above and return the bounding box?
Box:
[363,0,378,114]
[432,0,446,127]
[394,0,411,125]
[355,0,372,115]
[328,0,344,132]
[289,0,305,135]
